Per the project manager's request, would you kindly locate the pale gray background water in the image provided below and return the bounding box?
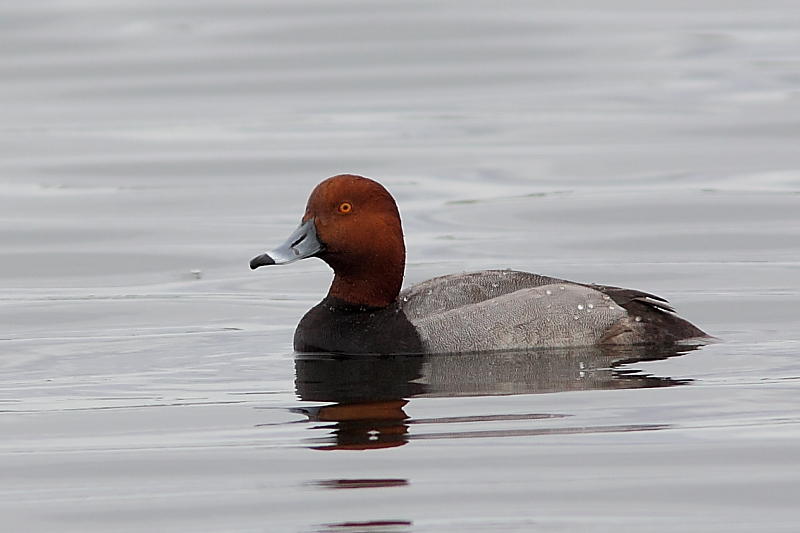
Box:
[1,1,799,532]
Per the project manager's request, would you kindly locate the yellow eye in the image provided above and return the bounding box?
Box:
[337,202,353,214]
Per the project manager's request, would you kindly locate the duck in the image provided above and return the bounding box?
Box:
[250,174,708,354]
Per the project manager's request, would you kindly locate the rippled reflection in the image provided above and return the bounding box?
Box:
[311,479,409,490]
[316,520,413,532]
[293,344,701,450]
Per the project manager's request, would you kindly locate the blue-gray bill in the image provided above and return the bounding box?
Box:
[250,218,324,269]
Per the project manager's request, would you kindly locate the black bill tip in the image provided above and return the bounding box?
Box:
[250,253,276,270]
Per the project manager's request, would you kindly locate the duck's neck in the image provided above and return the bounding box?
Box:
[326,258,404,309]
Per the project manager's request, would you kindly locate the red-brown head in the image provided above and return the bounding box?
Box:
[250,175,406,308]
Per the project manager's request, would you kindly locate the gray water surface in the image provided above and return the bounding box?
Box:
[1,1,799,532]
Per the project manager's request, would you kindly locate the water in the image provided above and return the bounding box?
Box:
[2,1,799,531]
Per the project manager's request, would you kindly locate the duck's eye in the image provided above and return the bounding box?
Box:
[337,202,353,214]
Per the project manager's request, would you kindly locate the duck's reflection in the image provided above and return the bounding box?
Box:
[294,344,699,450]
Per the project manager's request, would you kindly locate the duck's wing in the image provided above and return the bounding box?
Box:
[400,271,678,320]
[406,282,628,352]
[399,270,564,321]
[398,271,708,351]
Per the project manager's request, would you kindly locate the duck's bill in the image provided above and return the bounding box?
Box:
[250,218,324,269]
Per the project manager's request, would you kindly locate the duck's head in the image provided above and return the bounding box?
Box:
[250,174,406,308]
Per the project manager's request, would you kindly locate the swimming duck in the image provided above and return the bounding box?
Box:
[250,174,707,354]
